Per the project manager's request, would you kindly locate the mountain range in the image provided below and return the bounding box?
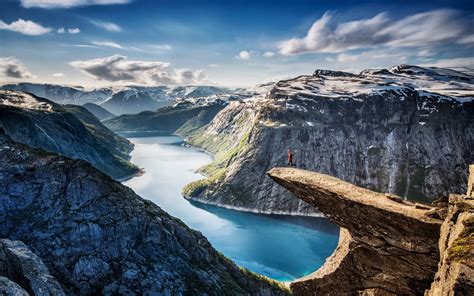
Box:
[0,83,235,116]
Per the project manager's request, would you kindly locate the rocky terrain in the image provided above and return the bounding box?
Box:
[1,83,234,115]
[0,129,289,295]
[0,90,139,180]
[183,65,474,216]
[268,166,473,295]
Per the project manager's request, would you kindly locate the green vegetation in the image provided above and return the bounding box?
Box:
[216,252,291,294]
[182,168,226,197]
[448,215,474,267]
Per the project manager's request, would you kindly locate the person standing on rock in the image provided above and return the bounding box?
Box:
[287,149,295,167]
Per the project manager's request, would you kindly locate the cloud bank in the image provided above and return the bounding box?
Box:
[70,54,209,85]
[0,19,51,35]
[279,9,473,55]
[0,57,35,79]
[21,0,131,9]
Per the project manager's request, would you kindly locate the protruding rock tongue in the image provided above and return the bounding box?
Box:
[267,167,442,295]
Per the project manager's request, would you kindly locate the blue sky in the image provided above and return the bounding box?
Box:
[1,0,473,87]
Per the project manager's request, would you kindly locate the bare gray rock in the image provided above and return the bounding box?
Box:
[0,239,65,296]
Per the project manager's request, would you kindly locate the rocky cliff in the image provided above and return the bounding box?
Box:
[426,165,474,295]
[0,130,288,295]
[183,65,474,216]
[0,90,139,180]
[268,166,473,295]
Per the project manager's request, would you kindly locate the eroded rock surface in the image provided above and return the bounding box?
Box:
[268,167,443,295]
[0,239,65,296]
[0,130,288,295]
[426,180,474,295]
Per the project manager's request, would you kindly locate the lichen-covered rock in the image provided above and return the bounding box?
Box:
[268,167,443,295]
[0,239,65,295]
[426,194,474,295]
[0,130,288,295]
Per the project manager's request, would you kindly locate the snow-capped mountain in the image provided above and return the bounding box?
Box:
[0,83,237,115]
[181,65,474,215]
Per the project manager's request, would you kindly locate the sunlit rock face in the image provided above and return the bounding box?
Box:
[0,130,288,296]
[268,167,443,295]
[268,166,474,295]
[183,65,474,216]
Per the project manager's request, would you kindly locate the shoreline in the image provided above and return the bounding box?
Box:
[184,195,326,218]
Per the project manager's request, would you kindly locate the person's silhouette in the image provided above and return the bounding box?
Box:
[287,149,295,166]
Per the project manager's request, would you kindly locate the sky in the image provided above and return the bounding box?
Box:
[0,0,473,87]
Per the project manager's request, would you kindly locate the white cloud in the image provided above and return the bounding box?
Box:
[417,49,434,58]
[458,35,474,46]
[236,51,252,60]
[150,44,172,50]
[90,20,122,32]
[52,72,64,77]
[21,0,132,9]
[92,41,124,49]
[420,57,474,68]
[263,51,275,57]
[70,54,209,85]
[279,9,472,55]
[0,19,52,36]
[65,44,99,48]
[57,27,65,34]
[0,57,35,79]
[68,28,80,34]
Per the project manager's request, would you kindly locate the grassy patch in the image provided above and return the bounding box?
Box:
[448,216,474,267]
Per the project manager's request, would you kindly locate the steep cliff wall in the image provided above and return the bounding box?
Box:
[184,65,474,216]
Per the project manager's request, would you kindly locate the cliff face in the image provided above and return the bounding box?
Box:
[0,130,288,295]
[268,167,443,295]
[184,65,474,216]
[426,165,474,295]
[0,90,139,180]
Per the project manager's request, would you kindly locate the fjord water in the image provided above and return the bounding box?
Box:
[123,134,339,282]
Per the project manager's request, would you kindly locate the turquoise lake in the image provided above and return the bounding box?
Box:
[123,135,339,282]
